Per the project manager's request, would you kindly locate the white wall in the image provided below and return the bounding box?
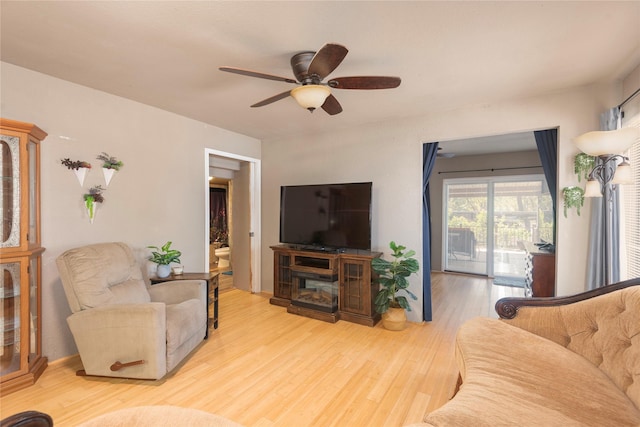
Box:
[623,65,639,100]
[262,84,621,322]
[1,63,261,361]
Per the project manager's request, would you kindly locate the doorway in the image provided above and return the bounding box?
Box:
[209,182,231,289]
[205,149,261,294]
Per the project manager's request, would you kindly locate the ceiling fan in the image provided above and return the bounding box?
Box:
[219,43,401,115]
[437,147,455,158]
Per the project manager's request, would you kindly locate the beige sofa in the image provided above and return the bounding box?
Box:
[416,278,640,427]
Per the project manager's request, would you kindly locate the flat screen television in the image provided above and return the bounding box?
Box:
[280,182,372,251]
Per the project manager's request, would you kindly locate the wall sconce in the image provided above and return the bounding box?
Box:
[583,155,632,197]
[574,127,638,197]
[573,126,638,286]
[290,85,331,112]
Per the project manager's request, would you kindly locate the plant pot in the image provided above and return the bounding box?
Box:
[74,167,89,186]
[156,264,171,278]
[102,167,115,186]
[84,197,97,224]
[381,307,407,331]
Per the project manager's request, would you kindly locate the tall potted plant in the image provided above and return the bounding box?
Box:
[147,241,181,278]
[372,241,419,330]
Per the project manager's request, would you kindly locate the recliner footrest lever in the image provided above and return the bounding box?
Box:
[110,360,145,371]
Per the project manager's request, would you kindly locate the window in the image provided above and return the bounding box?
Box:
[621,96,640,279]
[444,175,552,277]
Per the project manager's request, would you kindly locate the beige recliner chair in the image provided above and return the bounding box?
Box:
[56,242,207,380]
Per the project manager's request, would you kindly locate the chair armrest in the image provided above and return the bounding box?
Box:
[148,280,206,305]
[67,303,167,379]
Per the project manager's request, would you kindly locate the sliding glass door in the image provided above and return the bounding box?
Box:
[444,175,552,277]
[445,182,488,275]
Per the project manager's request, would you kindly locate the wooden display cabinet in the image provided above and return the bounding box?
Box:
[1,119,48,395]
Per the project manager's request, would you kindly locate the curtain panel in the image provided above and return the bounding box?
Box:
[422,142,439,321]
[534,129,558,244]
[586,107,622,289]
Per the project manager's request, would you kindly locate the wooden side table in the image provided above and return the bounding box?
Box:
[522,242,555,298]
[150,272,219,338]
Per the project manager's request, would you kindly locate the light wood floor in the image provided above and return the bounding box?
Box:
[0,273,522,426]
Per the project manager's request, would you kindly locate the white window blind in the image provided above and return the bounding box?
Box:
[621,94,640,279]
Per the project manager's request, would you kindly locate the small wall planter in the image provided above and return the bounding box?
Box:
[96,152,123,187]
[574,153,595,182]
[83,185,105,224]
[562,186,585,217]
[61,158,92,186]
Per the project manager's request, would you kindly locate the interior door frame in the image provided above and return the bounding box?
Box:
[204,148,261,293]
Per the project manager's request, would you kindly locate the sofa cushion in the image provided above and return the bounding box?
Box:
[424,317,640,427]
[57,242,150,311]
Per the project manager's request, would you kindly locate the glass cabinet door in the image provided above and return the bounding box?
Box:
[0,261,22,376]
[29,255,41,362]
[340,259,367,315]
[28,140,38,246]
[0,136,20,249]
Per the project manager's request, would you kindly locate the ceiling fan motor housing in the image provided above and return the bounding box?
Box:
[291,51,319,84]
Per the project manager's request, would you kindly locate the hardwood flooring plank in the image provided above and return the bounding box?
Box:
[0,273,517,426]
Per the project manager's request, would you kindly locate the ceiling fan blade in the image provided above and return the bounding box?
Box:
[219,66,297,84]
[250,90,292,108]
[328,76,401,90]
[308,43,349,80]
[321,94,343,115]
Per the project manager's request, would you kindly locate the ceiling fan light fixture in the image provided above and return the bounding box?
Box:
[291,85,331,112]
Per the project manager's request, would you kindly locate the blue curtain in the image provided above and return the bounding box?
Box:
[534,129,558,244]
[422,142,439,321]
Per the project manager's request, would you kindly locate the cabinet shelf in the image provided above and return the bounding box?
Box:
[0,291,20,298]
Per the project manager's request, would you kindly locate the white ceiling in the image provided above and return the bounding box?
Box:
[1,1,639,152]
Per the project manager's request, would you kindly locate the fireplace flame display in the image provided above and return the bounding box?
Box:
[291,275,338,313]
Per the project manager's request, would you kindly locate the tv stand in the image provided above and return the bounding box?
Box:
[286,244,339,254]
[270,245,382,326]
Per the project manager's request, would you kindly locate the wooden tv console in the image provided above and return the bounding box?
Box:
[270,245,382,326]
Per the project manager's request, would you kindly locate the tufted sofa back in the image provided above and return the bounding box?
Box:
[513,286,640,409]
[559,286,640,408]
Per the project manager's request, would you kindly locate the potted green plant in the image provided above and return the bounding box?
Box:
[96,152,123,186]
[562,186,585,217]
[83,185,104,224]
[147,241,182,278]
[372,241,419,330]
[61,158,92,186]
[574,153,595,182]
